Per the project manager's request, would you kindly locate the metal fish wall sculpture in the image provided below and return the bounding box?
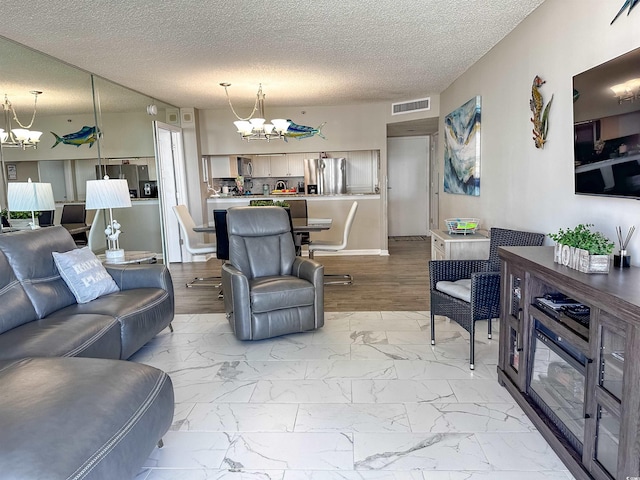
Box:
[611,0,639,24]
[530,76,554,149]
[284,120,326,141]
[51,125,99,148]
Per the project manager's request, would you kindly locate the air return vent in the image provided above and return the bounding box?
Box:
[392,97,431,115]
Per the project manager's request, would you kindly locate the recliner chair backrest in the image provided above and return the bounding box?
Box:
[227,206,296,279]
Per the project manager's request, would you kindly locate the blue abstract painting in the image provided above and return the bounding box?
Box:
[443,96,481,196]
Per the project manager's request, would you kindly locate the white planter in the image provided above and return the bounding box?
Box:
[554,243,610,274]
[9,218,34,230]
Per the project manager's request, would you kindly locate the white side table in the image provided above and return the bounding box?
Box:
[98,251,157,265]
[430,229,490,260]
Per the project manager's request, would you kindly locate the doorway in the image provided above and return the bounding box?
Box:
[387,136,429,236]
[153,121,187,264]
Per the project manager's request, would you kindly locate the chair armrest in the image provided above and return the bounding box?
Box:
[292,257,324,287]
[470,271,501,319]
[428,260,489,289]
[105,264,173,294]
[221,263,252,337]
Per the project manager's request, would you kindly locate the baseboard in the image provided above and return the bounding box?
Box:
[305,249,383,256]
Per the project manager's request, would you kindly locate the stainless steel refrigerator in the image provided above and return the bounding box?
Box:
[303,157,347,194]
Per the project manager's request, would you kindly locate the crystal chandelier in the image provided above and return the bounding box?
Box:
[220,83,289,141]
[0,91,43,149]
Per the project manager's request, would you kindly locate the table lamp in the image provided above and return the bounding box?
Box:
[7,178,55,229]
[85,175,132,259]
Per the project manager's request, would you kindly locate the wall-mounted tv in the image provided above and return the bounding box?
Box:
[573,47,640,198]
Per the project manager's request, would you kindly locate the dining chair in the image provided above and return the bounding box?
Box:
[308,201,358,285]
[61,204,88,245]
[429,227,545,370]
[287,199,310,254]
[213,209,229,299]
[172,205,220,288]
[37,210,55,227]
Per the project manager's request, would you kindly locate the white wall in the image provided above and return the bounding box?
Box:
[438,0,640,260]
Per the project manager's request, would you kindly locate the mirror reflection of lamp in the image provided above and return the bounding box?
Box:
[7,178,55,229]
[610,78,640,104]
[85,175,132,259]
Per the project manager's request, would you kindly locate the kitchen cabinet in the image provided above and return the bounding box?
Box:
[251,157,271,177]
[206,156,237,178]
[498,246,640,480]
[269,154,304,177]
[429,229,489,260]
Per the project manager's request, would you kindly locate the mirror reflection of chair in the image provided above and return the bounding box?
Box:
[222,206,324,340]
[37,210,55,227]
[308,201,358,285]
[172,205,220,288]
[429,227,545,370]
[61,204,89,245]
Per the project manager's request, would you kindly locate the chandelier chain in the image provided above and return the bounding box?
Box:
[4,93,39,129]
[222,84,259,121]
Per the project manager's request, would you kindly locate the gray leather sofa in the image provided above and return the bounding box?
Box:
[0,226,174,360]
[0,226,175,479]
[222,206,324,340]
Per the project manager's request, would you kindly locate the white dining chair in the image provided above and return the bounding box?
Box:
[172,205,220,288]
[308,201,358,285]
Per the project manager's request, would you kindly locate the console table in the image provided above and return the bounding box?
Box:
[429,229,489,260]
[498,246,640,480]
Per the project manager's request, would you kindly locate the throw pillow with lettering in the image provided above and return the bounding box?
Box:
[52,247,119,304]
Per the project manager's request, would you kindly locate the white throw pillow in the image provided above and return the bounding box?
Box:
[52,247,119,304]
[436,278,472,303]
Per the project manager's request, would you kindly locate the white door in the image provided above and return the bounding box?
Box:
[38,160,67,202]
[153,121,187,263]
[387,136,429,236]
[429,132,440,232]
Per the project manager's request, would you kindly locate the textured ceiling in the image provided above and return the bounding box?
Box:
[0,0,545,118]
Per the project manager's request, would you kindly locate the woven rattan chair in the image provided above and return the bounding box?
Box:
[429,227,545,370]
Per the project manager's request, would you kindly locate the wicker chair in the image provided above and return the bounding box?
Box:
[429,227,545,369]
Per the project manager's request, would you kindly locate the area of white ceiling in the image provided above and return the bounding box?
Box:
[0,0,545,113]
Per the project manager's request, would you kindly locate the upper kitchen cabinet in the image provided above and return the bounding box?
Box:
[269,153,304,177]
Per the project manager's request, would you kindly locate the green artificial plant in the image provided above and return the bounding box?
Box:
[1,209,37,219]
[548,223,614,255]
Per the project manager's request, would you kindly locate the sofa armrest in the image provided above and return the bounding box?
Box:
[292,257,324,287]
[105,264,173,294]
[221,263,252,338]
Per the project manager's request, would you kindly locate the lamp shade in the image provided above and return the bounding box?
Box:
[7,179,55,212]
[85,177,132,210]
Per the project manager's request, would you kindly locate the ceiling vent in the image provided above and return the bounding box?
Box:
[392,97,431,115]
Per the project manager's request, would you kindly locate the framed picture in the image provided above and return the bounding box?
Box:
[443,96,481,196]
[6,164,17,181]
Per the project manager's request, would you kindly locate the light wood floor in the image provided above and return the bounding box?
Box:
[169,237,431,314]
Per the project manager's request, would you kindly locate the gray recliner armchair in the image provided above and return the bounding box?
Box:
[222,206,324,340]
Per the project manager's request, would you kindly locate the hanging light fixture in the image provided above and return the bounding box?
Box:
[220,83,289,141]
[0,91,43,149]
[610,78,640,104]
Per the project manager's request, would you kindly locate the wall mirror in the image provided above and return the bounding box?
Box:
[573,46,640,198]
[0,35,177,256]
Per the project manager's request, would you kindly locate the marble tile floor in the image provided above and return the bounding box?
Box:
[132,311,576,480]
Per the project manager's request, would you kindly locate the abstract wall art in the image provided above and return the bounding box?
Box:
[443,96,481,196]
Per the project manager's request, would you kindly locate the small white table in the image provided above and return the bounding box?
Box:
[430,229,490,260]
[98,251,157,265]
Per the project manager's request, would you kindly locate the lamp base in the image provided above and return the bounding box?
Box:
[105,248,125,260]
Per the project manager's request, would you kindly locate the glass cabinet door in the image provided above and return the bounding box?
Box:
[599,324,624,401]
[507,273,523,372]
[594,403,620,478]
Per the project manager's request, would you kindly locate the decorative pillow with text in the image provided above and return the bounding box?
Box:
[52,247,119,304]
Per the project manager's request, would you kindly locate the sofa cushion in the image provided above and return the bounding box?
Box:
[0,251,38,335]
[0,357,174,480]
[56,288,173,359]
[0,314,121,361]
[52,247,119,303]
[0,226,78,318]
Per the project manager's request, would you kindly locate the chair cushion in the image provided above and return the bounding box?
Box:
[250,276,316,313]
[436,278,471,303]
[52,247,120,304]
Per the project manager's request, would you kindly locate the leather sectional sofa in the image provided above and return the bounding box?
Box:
[0,226,175,479]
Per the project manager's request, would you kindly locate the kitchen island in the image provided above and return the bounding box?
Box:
[206,193,384,255]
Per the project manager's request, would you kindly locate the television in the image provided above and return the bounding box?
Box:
[573,47,640,198]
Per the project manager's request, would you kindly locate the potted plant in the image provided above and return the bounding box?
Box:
[549,223,614,273]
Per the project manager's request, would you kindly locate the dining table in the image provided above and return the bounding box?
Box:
[193,217,332,256]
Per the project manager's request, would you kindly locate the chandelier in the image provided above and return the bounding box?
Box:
[0,91,43,149]
[610,78,640,104]
[220,83,289,141]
